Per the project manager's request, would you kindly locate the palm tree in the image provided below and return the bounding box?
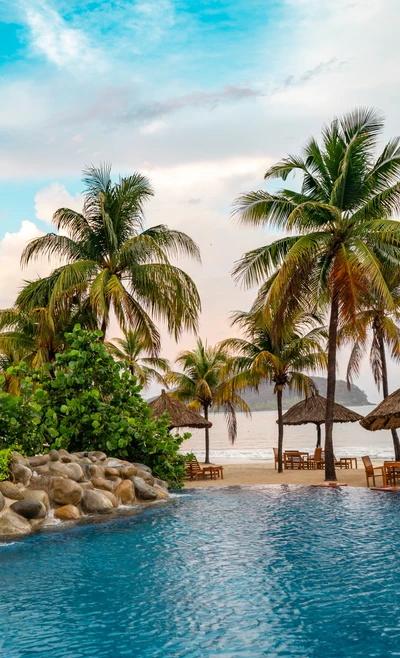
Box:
[233,108,400,480]
[21,164,201,352]
[344,271,400,460]
[220,310,327,472]
[106,329,170,388]
[166,338,250,463]
[0,275,98,368]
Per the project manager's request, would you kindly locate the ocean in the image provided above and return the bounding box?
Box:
[181,406,396,463]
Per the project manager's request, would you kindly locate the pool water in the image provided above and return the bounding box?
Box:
[1,486,400,658]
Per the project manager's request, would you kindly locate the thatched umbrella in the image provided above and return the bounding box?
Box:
[360,389,400,431]
[148,390,212,430]
[281,394,364,447]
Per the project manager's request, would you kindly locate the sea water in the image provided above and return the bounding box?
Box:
[182,406,396,462]
[0,486,399,657]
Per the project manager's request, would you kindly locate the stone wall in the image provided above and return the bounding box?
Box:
[0,449,168,537]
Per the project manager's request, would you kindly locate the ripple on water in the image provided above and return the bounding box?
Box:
[0,486,400,657]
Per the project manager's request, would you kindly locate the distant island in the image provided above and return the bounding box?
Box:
[239,377,373,411]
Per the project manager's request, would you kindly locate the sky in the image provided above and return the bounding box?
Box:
[0,0,399,401]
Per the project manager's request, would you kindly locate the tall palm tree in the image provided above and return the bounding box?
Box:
[21,164,201,352]
[220,310,327,472]
[344,271,400,460]
[233,108,400,480]
[106,329,170,388]
[0,275,98,368]
[166,338,250,463]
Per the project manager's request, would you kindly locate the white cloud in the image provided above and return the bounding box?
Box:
[139,120,168,135]
[34,182,84,224]
[22,0,104,71]
[0,221,50,308]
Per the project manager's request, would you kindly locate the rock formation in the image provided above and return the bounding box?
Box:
[0,450,168,537]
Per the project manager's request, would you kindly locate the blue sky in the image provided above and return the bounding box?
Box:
[0,0,399,398]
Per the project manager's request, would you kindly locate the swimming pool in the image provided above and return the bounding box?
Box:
[1,486,399,657]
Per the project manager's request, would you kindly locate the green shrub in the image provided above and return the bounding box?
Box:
[0,445,25,482]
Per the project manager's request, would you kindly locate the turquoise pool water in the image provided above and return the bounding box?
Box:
[1,486,400,657]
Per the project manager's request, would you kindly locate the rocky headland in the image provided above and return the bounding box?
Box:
[0,449,169,538]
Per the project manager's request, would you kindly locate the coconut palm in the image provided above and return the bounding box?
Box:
[21,164,201,352]
[106,329,170,388]
[0,275,98,368]
[344,270,400,460]
[233,108,400,480]
[220,309,327,472]
[166,338,250,463]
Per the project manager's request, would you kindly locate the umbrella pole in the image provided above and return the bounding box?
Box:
[316,424,321,448]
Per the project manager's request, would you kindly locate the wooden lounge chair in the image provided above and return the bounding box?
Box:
[185,456,205,480]
[362,456,384,487]
[273,447,278,470]
[383,461,400,486]
[306,447,323,470]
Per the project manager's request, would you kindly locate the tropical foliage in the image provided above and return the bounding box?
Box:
[106,329,170,388]
[20,164,201,352]
[166,338,250,463]
[233,108,400,479]
[0,327,187,488]
[220,309,327,471]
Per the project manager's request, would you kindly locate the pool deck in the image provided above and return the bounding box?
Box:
[184,461,377,489]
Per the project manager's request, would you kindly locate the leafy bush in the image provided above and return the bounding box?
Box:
[28,326,186,487]
[0,371,43,455]
[0,445,25,482]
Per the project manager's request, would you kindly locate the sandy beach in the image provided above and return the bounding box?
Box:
[184,461,371,488]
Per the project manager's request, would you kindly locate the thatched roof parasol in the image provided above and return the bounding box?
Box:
[148,390,212,429]
[281,394,364,446]
[360,389,400,431]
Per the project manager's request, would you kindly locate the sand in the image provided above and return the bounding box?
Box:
[184,461,371,488]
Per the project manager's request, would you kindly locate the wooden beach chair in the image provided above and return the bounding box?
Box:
[306,447,322,470]
[362,456,384,487]
[284,451,304,469]
[185,456,205,480]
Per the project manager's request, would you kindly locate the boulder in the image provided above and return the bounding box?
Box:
[91,477,114,493]
[154,478,168,492]
[51,479,82,506]
[21,489,50,511]
[10,463,32,486]
[0,481,25,500]
[0,512,31,536]
[29,518,45,530]
[10,499,46,520]
[136,469,155,487]
[81,490,113,514]
[0,492,4,512]
[94,489,118,508]
[104,467,119,478]
[49,449,61,462]
[81,464,103,480]
[88,451,107,462]
[54,505,82,521]
[27,455,49,468]
[32,464,52,476]
[48,462,85,482]
[154,486,169,500]
[58,450,80,464]
[29,475,68,494]
[78,458,92,464]
[107,476,122,489]
[132,476,158,501]
[79,481,94,491]
[120,465,137,479]
[11,452,29,466]
[115,480,135,505]
[132,463,152,474]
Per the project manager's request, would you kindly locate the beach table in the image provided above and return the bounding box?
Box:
[202,465,224,480]
[284,451,309,470]
[382,461,400,487]
[339,457,358,469]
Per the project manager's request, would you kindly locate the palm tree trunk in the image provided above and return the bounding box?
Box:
[377,330,400,460]
[203,404,210,464]
[100,317,107,341]
[277,388,284,473]
[325,294,339,481]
